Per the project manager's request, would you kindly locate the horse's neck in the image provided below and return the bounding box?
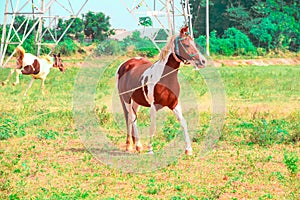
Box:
[162,52,180,75]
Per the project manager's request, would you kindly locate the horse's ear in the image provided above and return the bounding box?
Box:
[58,53,61,57]
[53,54,57,58]
[180,25,189,36]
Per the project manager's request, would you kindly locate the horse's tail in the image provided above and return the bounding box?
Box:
[116,71,129,125]
[15,46,25,60]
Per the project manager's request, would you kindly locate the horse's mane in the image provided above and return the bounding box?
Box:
[159,35,176,61]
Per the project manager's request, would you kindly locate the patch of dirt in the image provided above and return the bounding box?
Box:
[213,57,300,67]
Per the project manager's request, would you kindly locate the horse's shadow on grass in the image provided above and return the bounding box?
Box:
[62,147,135,156]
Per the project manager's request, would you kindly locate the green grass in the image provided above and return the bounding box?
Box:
[0,63,299,199]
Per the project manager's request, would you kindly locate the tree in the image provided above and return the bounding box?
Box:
[82,11,113,42]
[190,0,300,51]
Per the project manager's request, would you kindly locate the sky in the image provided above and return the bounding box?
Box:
[0,0,186,32]
[0,0,141,30]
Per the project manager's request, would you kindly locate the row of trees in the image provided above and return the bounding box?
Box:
[190,0,299,52]
[1,1,299,56]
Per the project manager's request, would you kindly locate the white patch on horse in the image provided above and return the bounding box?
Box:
[172,104,192,154]
[22,53,38,68]
[140,51,172,104]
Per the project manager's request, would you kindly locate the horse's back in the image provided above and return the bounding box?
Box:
[23,53,38,66]
[117,57,152,79]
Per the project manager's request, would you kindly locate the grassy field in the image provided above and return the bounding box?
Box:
[0,59,299,199]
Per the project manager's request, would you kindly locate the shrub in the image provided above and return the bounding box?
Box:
[121,31,157,57]
[283,152,299,177]
[54,37,79,56]
[237,118,295,146]
[195,28,257,56]
[223,27,256,55]
[95,39,122,56]
[135,47,159,58]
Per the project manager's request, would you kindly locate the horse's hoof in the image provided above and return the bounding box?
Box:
[136,145,143,153]
[185,149,193,156]
[12,82,17,86]
[126,145,133,152]
[2,82,6,86]
[148,150,154,155]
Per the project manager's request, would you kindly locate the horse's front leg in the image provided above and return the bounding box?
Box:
[13,69,22,86]
[173,103,193,155]
[2,69,15,86]
[131,102,142,152]
[40,78,46,95]
[148,103,156,154]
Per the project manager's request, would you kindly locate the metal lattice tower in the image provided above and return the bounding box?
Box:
[120,0,193,50]
[0,0,89,67]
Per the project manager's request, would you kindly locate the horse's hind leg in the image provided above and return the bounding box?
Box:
[123,101,135,151]
[172,103,193,155]
[2,69,15,86]
[24,77,35,96]
[120,99,131,151]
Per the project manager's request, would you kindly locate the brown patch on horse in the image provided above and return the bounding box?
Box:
[16,58,23,69]
[117,58,152,79]
[22,59,40,75]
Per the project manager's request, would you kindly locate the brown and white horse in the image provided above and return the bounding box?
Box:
[116,26,206,155]
[2,46,65,96]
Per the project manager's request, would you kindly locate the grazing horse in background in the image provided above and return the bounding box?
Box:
[116,26,206,155]
[2,46,65,96]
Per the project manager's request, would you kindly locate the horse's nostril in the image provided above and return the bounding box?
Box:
[202,60,206,64]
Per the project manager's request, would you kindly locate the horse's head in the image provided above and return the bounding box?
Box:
[53,53,65,72]
[174,26,206,69]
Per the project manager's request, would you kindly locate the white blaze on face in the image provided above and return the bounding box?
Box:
[140,51,172,104]
[188,40,206,68]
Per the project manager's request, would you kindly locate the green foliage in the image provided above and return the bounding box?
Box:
[283,152,299,177]
[223,27,256,55]
[0,117,26,140]
[95,31,158,57]
[162,115,181,142]
[137,47,159,57]
[54,37,79,56]
[139,17,153,27]
[83,11,113,42]
[234,118,297,146]
[196,28,256,56]
[97,105,113,126]
[123,31,155,50]
[122,31,158,57]
[95,39,122,56]
[190,0,300,52]
[55,17,84,42]
[37,130,59,140]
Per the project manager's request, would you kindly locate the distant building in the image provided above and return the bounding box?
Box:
[110,29,132,41]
